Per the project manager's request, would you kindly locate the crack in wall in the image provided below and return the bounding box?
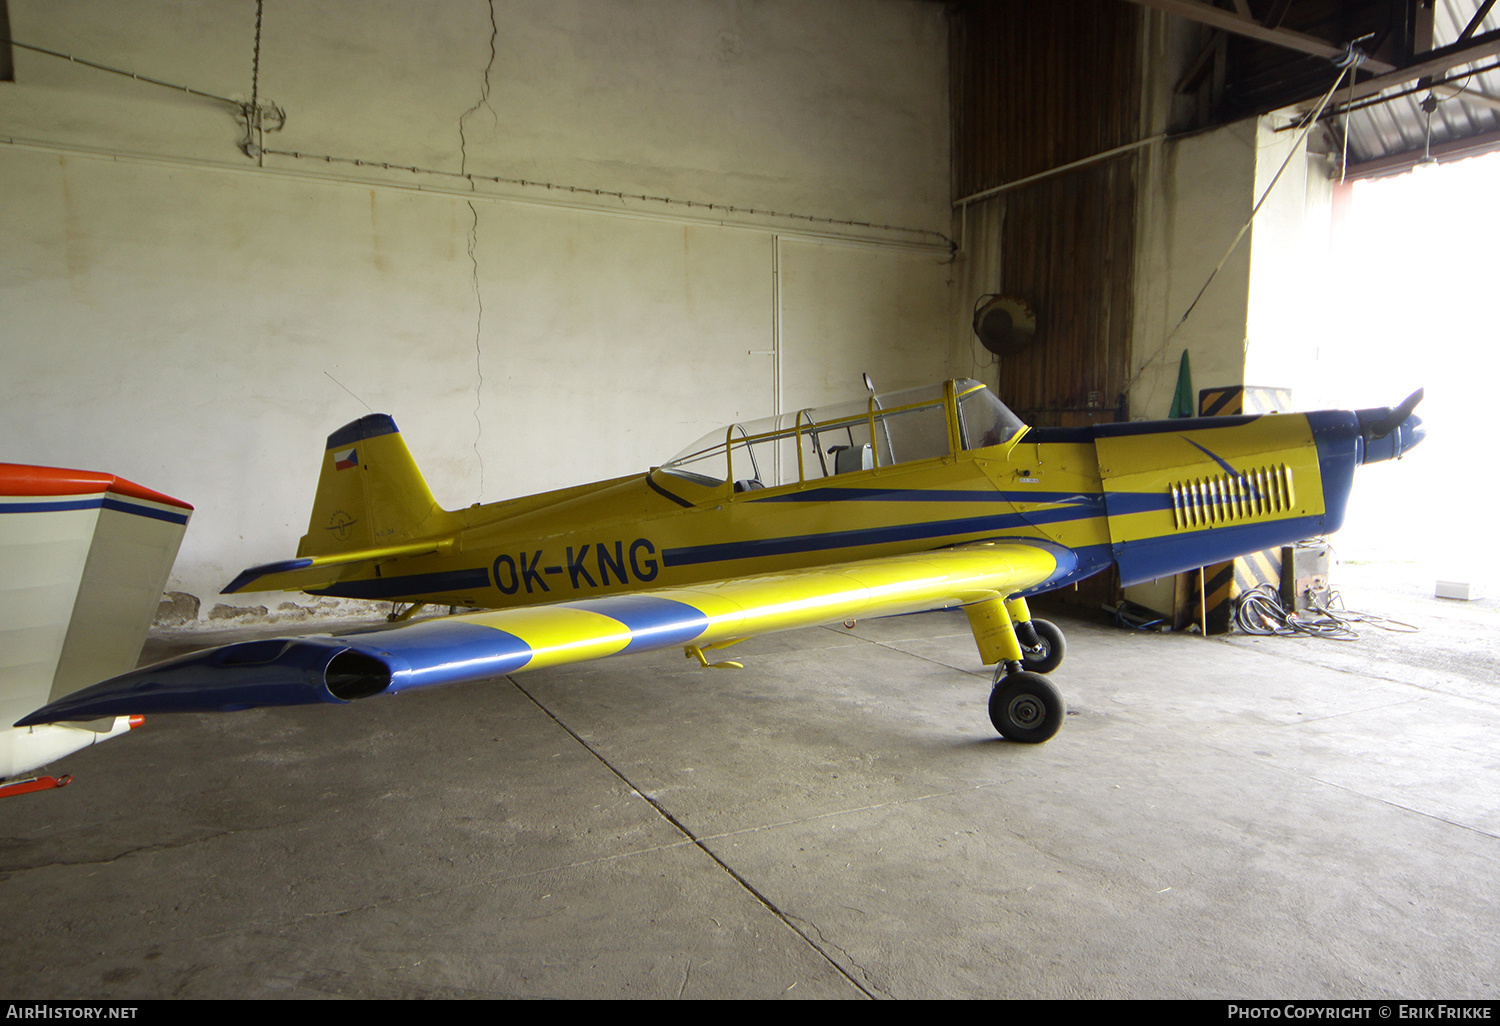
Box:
[466,200,486,501]
[458,0,499,503]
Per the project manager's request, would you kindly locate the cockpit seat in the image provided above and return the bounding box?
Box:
[828,444,873,475]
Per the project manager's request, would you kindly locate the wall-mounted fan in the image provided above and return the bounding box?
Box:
[972,294,1037,357]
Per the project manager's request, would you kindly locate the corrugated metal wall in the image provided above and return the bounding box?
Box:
[951,0,1144,427]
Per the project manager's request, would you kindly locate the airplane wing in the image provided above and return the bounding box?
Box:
[18,541,1069,724]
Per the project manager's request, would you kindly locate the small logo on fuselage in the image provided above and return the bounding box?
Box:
[326,510,357,542]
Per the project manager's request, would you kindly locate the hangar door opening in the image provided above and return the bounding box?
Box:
[1311,152,1498,598]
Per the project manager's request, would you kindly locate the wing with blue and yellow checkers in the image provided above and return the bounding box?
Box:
[16,542,1065,724]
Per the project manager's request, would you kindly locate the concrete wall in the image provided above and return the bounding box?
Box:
[1129,116,1337,420]
[0,0,958,621]
[1130,121,1258,420]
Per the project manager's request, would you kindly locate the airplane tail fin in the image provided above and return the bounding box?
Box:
[297,414,445,558]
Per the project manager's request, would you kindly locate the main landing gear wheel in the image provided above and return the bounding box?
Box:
[1018,618,1065,675]
[989,670,1065,744]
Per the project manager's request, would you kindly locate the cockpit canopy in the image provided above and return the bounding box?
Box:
[659,379,1025,491]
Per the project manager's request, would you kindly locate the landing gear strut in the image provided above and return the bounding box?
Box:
[965,596,1068,743]
[1017,618,1065,675]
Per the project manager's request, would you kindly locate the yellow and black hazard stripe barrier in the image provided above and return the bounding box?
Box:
[1188,548,1284,634]
[1197,386,1293,418]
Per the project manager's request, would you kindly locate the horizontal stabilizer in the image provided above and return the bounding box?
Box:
[222,539,449,594]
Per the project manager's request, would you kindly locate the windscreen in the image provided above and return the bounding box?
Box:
[956,382,1025,450]
[659,380,1025,489]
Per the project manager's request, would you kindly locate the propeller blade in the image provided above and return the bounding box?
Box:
[1369,388,1424,440]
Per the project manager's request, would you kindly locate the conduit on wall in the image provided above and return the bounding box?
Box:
[0,133,951,256]
[4,36,949,255]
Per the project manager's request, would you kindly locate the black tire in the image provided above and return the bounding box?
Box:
[988,671,1065,744]
[1019,618,1065,675]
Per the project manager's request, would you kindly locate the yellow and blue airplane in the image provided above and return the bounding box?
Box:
[19,379,1424,743]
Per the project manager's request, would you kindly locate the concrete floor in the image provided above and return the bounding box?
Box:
[1,570,1497,999]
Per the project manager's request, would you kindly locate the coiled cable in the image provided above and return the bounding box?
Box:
[1235,584,1418,641]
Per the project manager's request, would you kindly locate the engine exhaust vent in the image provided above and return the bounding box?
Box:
[1171,465,1294,530]
[324,650,393,701]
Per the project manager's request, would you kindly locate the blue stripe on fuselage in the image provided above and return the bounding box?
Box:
[752,487,1074,504]
[1181,439,1240,478]
[1111,514,1329,588]
[309,566,492,600]
[746,484,1176,518]
[662,497,1111,569]
[1094,414,1262,438]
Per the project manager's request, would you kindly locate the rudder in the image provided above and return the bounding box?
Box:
[297,414,443,557]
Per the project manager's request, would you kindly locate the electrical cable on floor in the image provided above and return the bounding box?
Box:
[1108,600,1168,632]
[1234,583,1418,641]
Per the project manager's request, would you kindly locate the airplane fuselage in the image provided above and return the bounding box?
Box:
[295,412,1347,610]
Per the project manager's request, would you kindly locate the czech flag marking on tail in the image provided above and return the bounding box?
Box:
[334,448,358,471]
